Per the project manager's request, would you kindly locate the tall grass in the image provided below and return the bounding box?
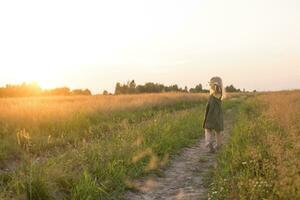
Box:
[0,93,220,199]
[209,91,300,200]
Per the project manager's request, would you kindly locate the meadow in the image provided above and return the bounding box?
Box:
[209,90,300,200]
[4,91,297,200]
[0,93,237,199]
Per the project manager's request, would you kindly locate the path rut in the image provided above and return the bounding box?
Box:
[123,109,234,200]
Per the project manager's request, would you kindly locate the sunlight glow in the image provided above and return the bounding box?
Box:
[0,0,300,92]
[8,66,60,89]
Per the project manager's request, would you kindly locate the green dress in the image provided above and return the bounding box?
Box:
[202,95,224,132]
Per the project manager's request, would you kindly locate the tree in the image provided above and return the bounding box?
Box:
[103,90,109,95]
[0,82,42,97]
[44,87,71,96]
[128,80,136,94]
[113,81,200,94]
[225,85,241,93]
[71,89,91,96]
[0,82,94,97]
[189,84,206,93]
[115,82,122,95]
[84,89,92,95]
[184,86,188,93]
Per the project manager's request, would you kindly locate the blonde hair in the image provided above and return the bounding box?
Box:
[209,77,225,100]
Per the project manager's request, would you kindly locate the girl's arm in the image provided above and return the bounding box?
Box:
[203,96,215,128]
[203,96,216,129]
[202,101,210,128]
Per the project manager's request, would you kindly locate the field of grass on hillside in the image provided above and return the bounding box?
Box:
[0,93,239,199]
[209,91,300,200]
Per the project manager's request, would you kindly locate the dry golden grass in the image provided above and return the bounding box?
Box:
[258,90,300,129]
[0,92,219,199]
[210,90,300,200]
[257,90,300,198]
[0,93,208,125]
[0,92,243,123]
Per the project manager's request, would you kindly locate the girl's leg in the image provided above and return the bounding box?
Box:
[205,129,213,147]
[215,131,222,148]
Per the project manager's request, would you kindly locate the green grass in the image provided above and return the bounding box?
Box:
[0,94,243,199]
[209,93,300,200]
[0,97,214,199]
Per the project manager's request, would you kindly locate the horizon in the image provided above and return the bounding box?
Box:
[1,80,299,95]
[0,80,239,94]
[1,0,300,94]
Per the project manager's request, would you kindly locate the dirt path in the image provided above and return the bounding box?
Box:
[123,109,234,200]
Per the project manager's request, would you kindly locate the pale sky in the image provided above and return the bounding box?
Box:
[0,0,299,94]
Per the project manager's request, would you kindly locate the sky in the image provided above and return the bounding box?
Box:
[0,0,299,94]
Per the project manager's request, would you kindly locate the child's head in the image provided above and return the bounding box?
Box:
[209,76,224,99]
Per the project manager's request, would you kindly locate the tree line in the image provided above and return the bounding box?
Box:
[113,80,245,95]
[0,83,91,97]
[0,81,245,97]
[114,81,195,95]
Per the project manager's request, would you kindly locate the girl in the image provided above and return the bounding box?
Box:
[202,76,224,153]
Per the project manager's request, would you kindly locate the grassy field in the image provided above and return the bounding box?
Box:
[0,93,241,200]
[209,90,300,200]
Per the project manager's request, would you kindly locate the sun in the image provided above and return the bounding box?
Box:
[15,66,59,89]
